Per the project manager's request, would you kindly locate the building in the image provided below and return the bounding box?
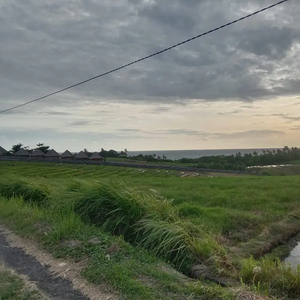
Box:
[61,150,73,159]
[0,146,7,156]
[75,151,89,160]
[31,149,45,158]
[45,149,60,159]
[89,152,103,161]
[14,149,30,157]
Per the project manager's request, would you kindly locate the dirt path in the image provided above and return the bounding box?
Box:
[0,226,118,300]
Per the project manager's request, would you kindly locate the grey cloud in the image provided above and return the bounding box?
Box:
[118,129,141,133]
[42,111,71,116]
[283,116,300,122]
[252,113,300,122]
[238,27,299,59]
[0,0,300,113]
[69,121,90,126]
[148,106,173,114]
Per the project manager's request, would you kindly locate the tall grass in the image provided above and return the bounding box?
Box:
[49,180,216,267]
[0,177,225,269]
[240,256,300,297]
[0,179,50,205]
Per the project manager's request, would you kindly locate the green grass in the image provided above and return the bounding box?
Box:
[0,196,235,300]
[106,157,194,167]
[1,161,300,299]
[1,161,300,243]
[240,256,300,298]
[254,164,300,176]
[0,264,46,300]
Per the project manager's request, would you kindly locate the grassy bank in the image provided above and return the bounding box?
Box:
[1,161,300,299]
[0,195,234,300]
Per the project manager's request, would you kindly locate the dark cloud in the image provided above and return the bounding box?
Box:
[238,27,299,59]
[69,121,90,126]
[42,111,71,116]
[0,0,299,113]
[148,106,173,114]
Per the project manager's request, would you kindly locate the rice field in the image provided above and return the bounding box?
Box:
[0,161,202,179]
[1,160,300,299]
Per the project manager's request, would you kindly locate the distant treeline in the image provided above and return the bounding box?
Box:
[176,147,299,171]
[128,154,172,163]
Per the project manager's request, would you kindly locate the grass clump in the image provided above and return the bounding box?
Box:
[240,256,300,297]
[0,179,50,205]
[72,182,174,235]
[50,180,218,268]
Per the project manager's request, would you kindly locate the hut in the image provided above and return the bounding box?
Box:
[0,146,7,156]
[89,152,103,161]
[75,151,89,160]
[45,149,60,159]
[14,149,30,157]
[61,150,73,159]
[31,149,45,158]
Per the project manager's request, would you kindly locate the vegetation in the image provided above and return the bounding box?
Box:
[1,161,300,299]
[6,143,50,155]
[180,146,299,170]
[0,194,235,300]
[0,264,46,300]
[4,142,300,172]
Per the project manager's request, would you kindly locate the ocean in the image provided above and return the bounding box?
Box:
[128,148,280,161]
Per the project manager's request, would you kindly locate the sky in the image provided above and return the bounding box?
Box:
[1,0,300,152]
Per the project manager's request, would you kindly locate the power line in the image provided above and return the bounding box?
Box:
[0,0,290,115]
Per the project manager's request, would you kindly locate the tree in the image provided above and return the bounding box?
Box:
[37,143,50,153]
[119,149,128,157]
[10,143,23,154]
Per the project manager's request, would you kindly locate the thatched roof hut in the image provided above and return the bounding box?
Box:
[14,149,30,157]
[45,149,60,158]
[31,149,45,157]
[61,150,73,159]
[89,152,103,161]
[75,151,89,160]
[0,146,7,156]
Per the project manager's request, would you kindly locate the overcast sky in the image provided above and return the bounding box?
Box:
[1,0,300,152]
